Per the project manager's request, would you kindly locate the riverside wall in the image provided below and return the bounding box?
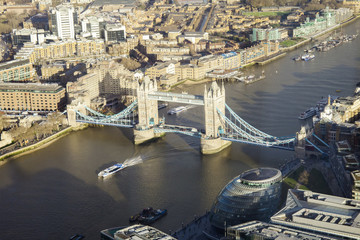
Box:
[0,125,86,164]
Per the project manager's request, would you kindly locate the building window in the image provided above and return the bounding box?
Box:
[8,71,13,81]
[14,69,19,81]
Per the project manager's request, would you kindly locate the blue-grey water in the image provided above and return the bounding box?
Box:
[0,21,359,239]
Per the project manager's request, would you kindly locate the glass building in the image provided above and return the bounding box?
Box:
[209,167,282,229]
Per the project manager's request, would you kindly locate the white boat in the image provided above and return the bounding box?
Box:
[98,163,126,178]
[301,54,315,61]
[167,106,187,115]
[298,107,317,120]
[158,103,168,110]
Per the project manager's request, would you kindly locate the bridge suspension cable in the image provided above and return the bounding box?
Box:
[225,104,272,138]
[218,106,295,149]
[75,100,138,127]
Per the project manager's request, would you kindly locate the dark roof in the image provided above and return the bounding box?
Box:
[0,59,31,71]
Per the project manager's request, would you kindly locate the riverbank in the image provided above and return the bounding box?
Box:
[173,15,360,90]
[0,125,87,166]
[2,15,359,164]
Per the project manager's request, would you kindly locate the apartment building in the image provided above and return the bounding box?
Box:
[41,62,66,81]
[221,52,240,70]
[251,28,288,42]
[293,10,336,37]
[145,61,178,80]
[351,170,360,200]
[67,61,138,105]
[146,46,190,61]
[15,39,105,63]
[0,59,35,82]
[107,36,139,56]
[0,82,66,111]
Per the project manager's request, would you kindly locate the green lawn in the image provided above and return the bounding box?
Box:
[281,166,332,199]
[280,37,306,47]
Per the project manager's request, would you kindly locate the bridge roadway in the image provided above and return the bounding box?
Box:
[154,124,202,137]
[147,91,204,105]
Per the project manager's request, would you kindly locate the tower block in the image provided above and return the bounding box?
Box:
[201,82,231,154]
[134,77,162,144]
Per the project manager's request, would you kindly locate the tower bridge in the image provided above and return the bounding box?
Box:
[67,78,297,154]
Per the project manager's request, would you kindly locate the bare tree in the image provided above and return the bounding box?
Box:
[9,126,28,147]
[0,114,11,132]
[30,122,44,141]
[46,112,65,132]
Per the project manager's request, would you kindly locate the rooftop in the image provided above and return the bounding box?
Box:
[271,189,360,240]
[0,59,30,71]
[101,224,176,240]
[228,220,338,240]
[351,170,360,182]
[0,82,63,93]
[91,0,135,6]
[240,167,282,182]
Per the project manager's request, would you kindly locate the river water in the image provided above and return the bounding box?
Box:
[0,21,359,239]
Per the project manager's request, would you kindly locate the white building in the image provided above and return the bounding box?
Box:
[50,4,76,39]
[81,16,104,39]
[12,28,47,45]
[104,23,126,42]
[177,32,209,44]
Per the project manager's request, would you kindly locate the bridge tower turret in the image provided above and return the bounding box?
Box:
[295,124,310,158]
[134,77,162,144]
[66,99,88,128]
[201,81,231,154]
[137,76,159,127]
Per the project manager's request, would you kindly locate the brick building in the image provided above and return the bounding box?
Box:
[0,82,66,111]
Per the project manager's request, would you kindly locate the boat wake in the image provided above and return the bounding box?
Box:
[123,155,143,167]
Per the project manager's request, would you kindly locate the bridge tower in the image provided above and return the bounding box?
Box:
[201,81,231,154]
[295,124,311,158]
[134,77,162,144]
[66,100,88,128]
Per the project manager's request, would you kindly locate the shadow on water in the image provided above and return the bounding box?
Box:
[0,168,122,239]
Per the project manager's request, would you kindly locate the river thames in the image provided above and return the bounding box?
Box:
[0,21,359,239]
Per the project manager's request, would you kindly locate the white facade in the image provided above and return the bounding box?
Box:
[12,28,47,45]
[81,16,103,39]
[52,4,75,39]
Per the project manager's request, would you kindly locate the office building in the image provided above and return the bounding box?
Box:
[271,189,360,240]
[209,168,282,229]
[227,221,338,240]
[104,24,126,42]
[81,16,105,39]
[49,4,76,39]
[12,28,47,45]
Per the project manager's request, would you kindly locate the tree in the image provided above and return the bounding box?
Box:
[0,114,11,132]
[46,112,65,132]
[9,126,28,146]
